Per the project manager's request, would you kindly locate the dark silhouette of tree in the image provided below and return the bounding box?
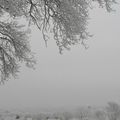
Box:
[0,0,117,82]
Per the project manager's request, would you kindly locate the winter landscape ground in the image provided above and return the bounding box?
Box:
[0,102,120,120]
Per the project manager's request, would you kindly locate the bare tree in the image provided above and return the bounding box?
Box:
[0,0,117,82]
[106,102,120,120]
[0,19,35,83]
[94,110,106,120]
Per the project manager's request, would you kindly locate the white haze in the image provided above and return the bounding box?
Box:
[0,3,120,113]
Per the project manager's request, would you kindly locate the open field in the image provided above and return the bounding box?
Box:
[0,102,120,120]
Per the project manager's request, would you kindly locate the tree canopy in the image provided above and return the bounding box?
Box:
[0,0,117,83]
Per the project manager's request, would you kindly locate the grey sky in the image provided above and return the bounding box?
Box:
[0,3,120,112]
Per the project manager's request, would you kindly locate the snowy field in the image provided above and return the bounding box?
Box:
[0,102,120,120]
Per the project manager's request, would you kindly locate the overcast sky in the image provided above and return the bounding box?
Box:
[0,3,120,113]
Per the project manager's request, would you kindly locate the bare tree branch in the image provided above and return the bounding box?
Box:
[0,0,117,83]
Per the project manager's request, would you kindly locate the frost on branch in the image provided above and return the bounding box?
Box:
[0,0,117,82]
[0,21,35,83]
[92,0,117,12]
[0,0,116,54]
[27,0,117,53]
[0,0,28,17]
[29,0,91,53]
[52,0,91,53]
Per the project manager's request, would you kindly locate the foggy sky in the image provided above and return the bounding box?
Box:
[0,3,120,112]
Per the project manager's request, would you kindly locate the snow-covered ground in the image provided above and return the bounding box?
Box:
[0,103,120,120]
